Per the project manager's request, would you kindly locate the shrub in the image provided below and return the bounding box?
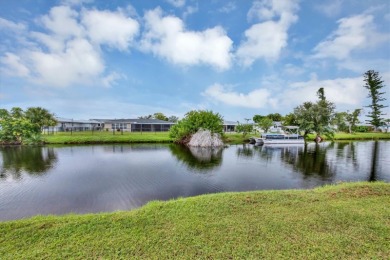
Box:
[169,110,223,142]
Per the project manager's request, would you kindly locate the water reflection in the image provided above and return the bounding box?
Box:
[274,141,385,182]
[169,144,223,172]
[236,144,254,158]
[276,144,335,181]
[369,141,379,181]
[0,142,389,221]
[0,146,57,180]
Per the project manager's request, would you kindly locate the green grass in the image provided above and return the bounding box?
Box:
[1,182,389,259]
[42,131,390,145]
[43,131,173,144]
[330,132,390,140]
[306,132,390,141]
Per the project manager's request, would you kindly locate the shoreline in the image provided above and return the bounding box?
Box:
[0,132,389,145]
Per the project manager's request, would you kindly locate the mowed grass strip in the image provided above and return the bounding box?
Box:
[330,132,390,140]
[1,182,389,259]
[43,131,173,144]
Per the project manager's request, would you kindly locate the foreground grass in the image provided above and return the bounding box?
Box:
[1,182,389,259]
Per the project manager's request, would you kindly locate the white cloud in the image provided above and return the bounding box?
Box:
[102,72,122,88]
[82,9,139,50]
[40,6,84,39]
[61,0,94,6]
[140,8,233,70]
[282,77,367,108]
[312,14,387,60]
[29,38,104,87]
[218,2,236,14]
[203,83,271,108]
[315,0,343,18]
[183,5,198,18]
[247,0,299,22]
[165,0,185,8]
[1,52,30,77]
[237,0,299,66]
[1,5,141,88]
[0,17,27,31]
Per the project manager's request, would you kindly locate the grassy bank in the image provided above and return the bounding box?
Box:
[43,131,173,144]
[42,131,390,145]
[322,132,390,140]
[1,182,389,259]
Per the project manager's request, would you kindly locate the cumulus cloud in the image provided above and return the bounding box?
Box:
[312,14,388,60]
[236,0,299,66]
[203,83,271,108]
[82,9,139,50]
[280,77,367,109]
[1,52,30,77]
[0,5,139,88]
[40,6,84,39]
[29,38,105,87]
[140,8,233,70]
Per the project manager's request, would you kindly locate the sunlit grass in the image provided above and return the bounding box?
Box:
[1,182,389,259]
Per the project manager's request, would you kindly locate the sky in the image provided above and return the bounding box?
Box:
[0,0,389,122]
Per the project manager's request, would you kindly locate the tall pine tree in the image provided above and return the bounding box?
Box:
[363,70,388,130]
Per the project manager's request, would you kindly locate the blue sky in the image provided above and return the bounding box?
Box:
[1,0,389,121]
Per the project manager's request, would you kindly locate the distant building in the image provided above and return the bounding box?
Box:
[48,117,243,133]
[223,121,238,132]
[49,118,102,132]
[102,119,175,132]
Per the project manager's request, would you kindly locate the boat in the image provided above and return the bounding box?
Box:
[255,126,305,145]
[248,137,257,144]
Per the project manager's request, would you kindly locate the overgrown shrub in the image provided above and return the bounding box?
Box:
[169,110,223,143]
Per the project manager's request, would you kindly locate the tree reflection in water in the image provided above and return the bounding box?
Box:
[0,146,57,180]
[169,144,223,173]
[369,141,379,181]
[236,144,254,158]
[273,141,381,182]
[263,144,334,181]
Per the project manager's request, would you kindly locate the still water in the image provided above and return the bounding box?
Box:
[0,141,389,221]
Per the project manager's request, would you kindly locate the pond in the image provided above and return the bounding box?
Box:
[0,141,389,221]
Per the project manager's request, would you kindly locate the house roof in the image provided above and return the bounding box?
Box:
[56,117,100,124]
[102,118,175,124]
[223,121,239,125]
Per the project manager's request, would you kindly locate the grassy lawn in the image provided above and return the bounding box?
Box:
[1,182,389,259]
[43,131,173,144]
[329,132,390,140]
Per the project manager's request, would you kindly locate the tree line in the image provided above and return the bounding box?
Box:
[236,70,388,139]
[0,107,57,144]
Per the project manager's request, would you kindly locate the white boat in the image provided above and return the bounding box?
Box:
[255,126,305,145]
